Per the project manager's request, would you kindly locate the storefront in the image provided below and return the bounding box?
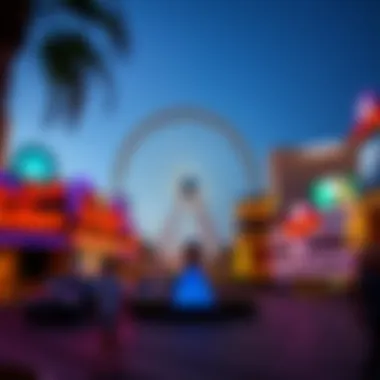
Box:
[0,175,70,302]
[349,92,380,248]
[270,143,355,215]
[233,195,276,282]
[0,173,138,303]
[72,190,139,277]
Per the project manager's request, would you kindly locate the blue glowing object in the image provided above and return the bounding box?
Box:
[10,144,57,183]
[172,266,215,309]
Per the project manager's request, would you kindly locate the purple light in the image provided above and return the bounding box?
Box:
[355,91,378,123]
[66,178,93,215]
[0,172,20,187]
[111,195,126,212]
[0,231,68,249]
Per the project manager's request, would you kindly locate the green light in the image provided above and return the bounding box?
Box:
[310,175,358,211]
[311,178,339,211]
[10,144,58,183]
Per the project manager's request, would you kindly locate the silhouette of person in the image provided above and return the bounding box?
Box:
[93,257,124,371]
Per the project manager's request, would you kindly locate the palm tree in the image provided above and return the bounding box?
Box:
[0,0,129,166]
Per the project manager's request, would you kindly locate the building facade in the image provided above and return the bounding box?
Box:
[0,173,138,303]
[270,142,356,214]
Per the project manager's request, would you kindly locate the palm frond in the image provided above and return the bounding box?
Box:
[60,0,129,52]
[44,74,86,126]
[40,32,112,125]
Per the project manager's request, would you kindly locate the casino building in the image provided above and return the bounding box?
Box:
[233,142,357,281]
[230,91,380,289]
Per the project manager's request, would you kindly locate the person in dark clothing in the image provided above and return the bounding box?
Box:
[93,257,124,371]
[357,243,380,380]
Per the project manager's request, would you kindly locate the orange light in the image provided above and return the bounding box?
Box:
[76,198,125,235]
[282,211,321,239]
[0,183,66,231]
[0,211,65,230]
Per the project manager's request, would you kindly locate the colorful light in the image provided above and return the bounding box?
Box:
[350,92,380,144]
[357,134,380,188]
[282,201,321,239]
[311,180,336,211]
[10,144,57,183]
[310,176,358,211]
[172,266,215,309]
[354,92,378,124]
[232,235,254,279]
[335,176,359,203]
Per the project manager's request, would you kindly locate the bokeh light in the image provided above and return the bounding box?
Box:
[354,91,378,124]
[9,144,58,183]
[357,133,380,189]
[310,175,358,211]
[172,266,215,309]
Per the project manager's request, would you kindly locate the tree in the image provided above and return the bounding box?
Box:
[0,0,129,165]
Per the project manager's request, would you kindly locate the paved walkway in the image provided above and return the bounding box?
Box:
[0,293,368,380]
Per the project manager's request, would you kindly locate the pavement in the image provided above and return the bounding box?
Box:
[0,292,369,380]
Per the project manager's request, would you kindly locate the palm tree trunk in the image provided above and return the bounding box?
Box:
[0,0,32,167]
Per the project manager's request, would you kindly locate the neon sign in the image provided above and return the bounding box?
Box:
[0,183,66,231]
[0,212,64,230]
[75,195,125,235]
[0,180,135,256]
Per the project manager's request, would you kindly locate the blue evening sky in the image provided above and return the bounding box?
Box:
[7,0,380,242]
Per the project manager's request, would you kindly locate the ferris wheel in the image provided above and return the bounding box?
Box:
[111,106,257,262]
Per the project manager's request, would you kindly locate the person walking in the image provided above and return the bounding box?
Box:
[93,257,125,375]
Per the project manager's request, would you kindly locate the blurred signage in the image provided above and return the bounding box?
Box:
[0,183,66,231]
[75,194,125,235]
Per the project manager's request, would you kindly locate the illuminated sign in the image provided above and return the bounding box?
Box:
[75,194,125,235]
[0,183,66,231]
[0,212,64,230]
[0,181,134,257]
[71,194,135,255]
